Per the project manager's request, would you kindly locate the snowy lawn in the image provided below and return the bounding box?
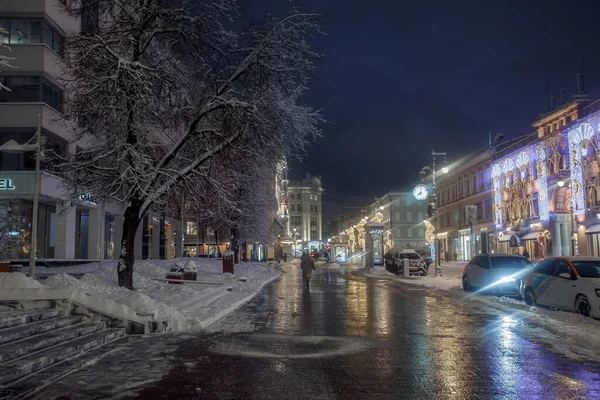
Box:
[355,260,600,362]
[0,258,282,332]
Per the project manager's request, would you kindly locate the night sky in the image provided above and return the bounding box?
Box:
[244,0,600,221]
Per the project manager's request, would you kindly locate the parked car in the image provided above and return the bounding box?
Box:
[384,249,428,276]
[462,254,532,297]
[521,256,600,318]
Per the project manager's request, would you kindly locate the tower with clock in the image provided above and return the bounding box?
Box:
[412,184,429,201]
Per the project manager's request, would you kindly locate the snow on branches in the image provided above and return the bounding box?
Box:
[57,0,324,288]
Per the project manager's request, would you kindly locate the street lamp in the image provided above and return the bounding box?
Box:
[419,149,447,277]
[0,115,44,279]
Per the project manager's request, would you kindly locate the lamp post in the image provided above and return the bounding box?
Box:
[420,149,447,277]
[0,115,44,279]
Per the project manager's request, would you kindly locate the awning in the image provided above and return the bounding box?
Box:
[520,231,542,241]
[498,234,513,242]
[586,224,600,234]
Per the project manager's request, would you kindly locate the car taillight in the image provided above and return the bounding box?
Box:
[462,266,465,272]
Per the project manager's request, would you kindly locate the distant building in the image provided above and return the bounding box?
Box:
[378,192,428,252]
[286,174,323,251]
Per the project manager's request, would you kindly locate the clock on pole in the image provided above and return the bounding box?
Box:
[412,184,429,201]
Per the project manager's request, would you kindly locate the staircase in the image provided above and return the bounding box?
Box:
[0,305,126,399]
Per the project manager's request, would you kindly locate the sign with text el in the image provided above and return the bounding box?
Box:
[0,179,15,190]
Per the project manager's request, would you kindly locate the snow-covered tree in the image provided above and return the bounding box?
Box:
[0,27,17,90]
[57,1,323,289]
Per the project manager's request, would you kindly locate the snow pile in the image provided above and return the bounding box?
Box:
[0,272,43,289]
[44,273,82,288]
[91,263,161,291]
[117,291,190,331]
[133,261,167,280]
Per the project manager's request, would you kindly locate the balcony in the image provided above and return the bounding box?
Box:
[0,103,74,139]
[6,44,65,80]
[0,0,79,34]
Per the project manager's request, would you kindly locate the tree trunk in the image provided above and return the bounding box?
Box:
[231,227,240,264]
[117,204,141,290]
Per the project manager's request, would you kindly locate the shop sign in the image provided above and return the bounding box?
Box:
[530,222,542,229]
[480,227,488,232]
[78,193,97,205]
[152,216,160,223]
[0,179,16,190]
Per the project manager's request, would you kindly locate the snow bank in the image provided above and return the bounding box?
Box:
[133,261,167,280]
[44,273,82,288]
[0,272,43,289]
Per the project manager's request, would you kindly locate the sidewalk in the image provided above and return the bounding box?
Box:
[0,258,283,332]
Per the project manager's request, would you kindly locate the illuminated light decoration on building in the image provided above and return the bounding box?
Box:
[515,151,529,170]
[491,162,503,225]
[502,158,515,174]
[568,124,592,215]
[535,144,549,222]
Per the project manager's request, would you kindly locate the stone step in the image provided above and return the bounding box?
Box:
[0,316,82,346]
[0,322,103,363]
[0,328,126,386]
[0,309,65,330]
[0,345,121,400]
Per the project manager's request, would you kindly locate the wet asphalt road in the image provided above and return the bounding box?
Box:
[39,263,600,399]
[132,263,600,400]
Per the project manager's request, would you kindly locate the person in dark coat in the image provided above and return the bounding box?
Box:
[522,249,530,260]
[301,251,316,288]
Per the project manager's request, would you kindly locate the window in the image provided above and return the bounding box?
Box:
[418,228,424,237]
[394,212,400,221]
[291,216,301,226]
[572,261,600,278]
[476,202,483,221]
[0,76,63,112]
[533,260,555,275]
[297,194,302,200]
[406,212,412,222]
[556,261,574,278]
[290,204,295,212]
[314,206,318,213]
[418,212,423,221]
[310,217,316,227]
[484,199,493,219]
[310,230,318,241]
[185,222,197,235]
[466,179,470,194]
[407,228,413,238]
[81,0,100,34]
[297,204,302,212]
[1,18,64,55]
[291,194,294,200]
[310,205,313,212]
[472,176,477,192]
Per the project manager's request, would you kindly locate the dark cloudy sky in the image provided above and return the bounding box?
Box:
[244,0,600,221]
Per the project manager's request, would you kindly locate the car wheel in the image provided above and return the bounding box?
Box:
[462,275,472,292]
[575,295,592,318]
[524,288,536,306]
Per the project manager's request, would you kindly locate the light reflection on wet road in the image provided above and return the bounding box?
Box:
[130,263,600,399]
[37,263,600,399]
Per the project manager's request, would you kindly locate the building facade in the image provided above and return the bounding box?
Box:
[0,1,185,262]
[379,191,427,252]
[286,174,323,252]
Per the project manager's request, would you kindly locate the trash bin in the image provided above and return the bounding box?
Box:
[223,250,234,274]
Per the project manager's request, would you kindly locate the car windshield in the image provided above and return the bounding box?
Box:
[572,261,600,278]
[490,256,530,269]
[399,253,420,259]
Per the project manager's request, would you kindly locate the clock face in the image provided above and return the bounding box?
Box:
[413,184,429,201]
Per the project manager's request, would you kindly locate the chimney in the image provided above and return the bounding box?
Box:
[561,88,566,104]
[550,95,556,110]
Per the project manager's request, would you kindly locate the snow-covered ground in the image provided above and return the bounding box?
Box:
[0,258,282,332]
[355,261,600,363]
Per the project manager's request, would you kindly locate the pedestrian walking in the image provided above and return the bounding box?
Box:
[301,251,316,288]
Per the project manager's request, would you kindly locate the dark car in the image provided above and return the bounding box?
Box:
[384,250,428,276]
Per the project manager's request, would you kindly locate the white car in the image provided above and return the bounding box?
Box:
[462,254,532,297]
[521,256,600,318]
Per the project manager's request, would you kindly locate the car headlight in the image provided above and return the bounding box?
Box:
[498,276,516,284]
[595,289,600,297]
